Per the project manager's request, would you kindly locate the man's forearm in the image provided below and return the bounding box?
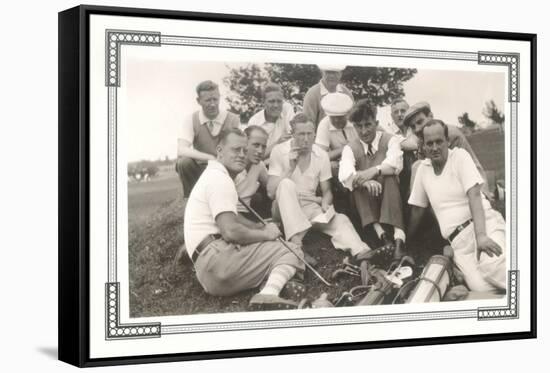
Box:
[467,185,488,239]
[225,223,271,245]
[328,147,343,161]
[236,213,263,229]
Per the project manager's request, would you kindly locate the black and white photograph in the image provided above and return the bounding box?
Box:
[126,61,508,317]
[56,4,537,367]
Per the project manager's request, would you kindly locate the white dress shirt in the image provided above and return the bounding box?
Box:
[338,131,403,191]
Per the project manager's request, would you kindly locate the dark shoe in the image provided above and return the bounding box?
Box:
[280,280,307,303]
[380,232,394,247]
[248,293,298,311]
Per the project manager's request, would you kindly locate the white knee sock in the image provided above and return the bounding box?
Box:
[394,228,406,242]
[373,223,385,239]
[259,264,296,296]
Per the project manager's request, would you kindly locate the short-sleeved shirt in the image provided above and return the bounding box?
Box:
[235,161,268,212]
[247,102,294,150]
[408,148,492,239]
[184,160,238,255]
[315,116,359,152]
[268,140,332,197]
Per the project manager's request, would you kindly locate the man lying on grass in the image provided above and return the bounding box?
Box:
[183,127,306,311]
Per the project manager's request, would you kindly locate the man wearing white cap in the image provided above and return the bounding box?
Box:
[339,99,407,260]
[303,65,353,127]
[267,113,372,260]
[403,101,488,197]
[315,92,359,176]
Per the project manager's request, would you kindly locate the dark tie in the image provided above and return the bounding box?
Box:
[367,143,374,157]
[341,129,348,141]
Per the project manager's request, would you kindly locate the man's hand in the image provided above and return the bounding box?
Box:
[264,222,282,241]
[362,180,383,197]
[278,133,292,143]
[353,168,377,186]
[476,234,503,261]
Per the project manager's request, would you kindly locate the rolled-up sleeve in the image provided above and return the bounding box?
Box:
[382,135,404,174]
[338,145,357,191]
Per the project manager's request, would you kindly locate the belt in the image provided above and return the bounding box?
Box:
[448,219,473,243]
[191,234,222,264]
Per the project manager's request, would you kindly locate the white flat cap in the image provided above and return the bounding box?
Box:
[317,64,347,72]
[403,101,431,127]
[321,92,354,116]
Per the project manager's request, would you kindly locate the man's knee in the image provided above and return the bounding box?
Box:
[276,178,298,198]
[175,156,197,174]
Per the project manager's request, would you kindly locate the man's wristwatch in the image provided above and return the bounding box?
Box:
[376,165,382,176]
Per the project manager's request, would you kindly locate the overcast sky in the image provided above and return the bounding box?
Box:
[123,60,504,162]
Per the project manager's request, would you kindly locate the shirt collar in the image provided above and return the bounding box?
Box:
[328,120,354,131]
[261,109,283,123]
[199,109,228,125]
[360,131,383,152]
[207,160,230,175]
[319,80,346,96]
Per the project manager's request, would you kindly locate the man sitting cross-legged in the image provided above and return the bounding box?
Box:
[184,128,305,310]
[267,113,372,261]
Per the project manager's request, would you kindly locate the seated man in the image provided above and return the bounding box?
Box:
[315,92,358,177]
[184,128,305,310]
[402,101,489,197]
[235,125,270,219]
[338,99,406,259]
[267,113,371,260]
[303,64,353,127]
[176,80,240,198]
[408,119,506,292]
[247,82,294,162]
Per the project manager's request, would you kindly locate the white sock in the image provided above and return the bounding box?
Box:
[373,223,385,239]
[394,228,406,242]
[259,264,296,296]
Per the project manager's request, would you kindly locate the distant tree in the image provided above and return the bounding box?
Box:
[458,112,478,136]
[483,100,505,128]
[223,64,269,123]
[224,63,417,123]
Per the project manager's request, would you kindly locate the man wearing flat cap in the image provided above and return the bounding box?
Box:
[303,65,353,127]
[339,99,407,260]
[403,101,488,196]
[315,92,359,176]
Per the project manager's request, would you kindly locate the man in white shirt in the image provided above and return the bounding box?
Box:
[184,128,305,310]
[338,99,407,260]
[235,125,270,219]
[315,92,358,177]
[267,113,371,260]
[408,119,506,292]
[176,80,240,197]
[303,65,353,127]
[247,83,294,161]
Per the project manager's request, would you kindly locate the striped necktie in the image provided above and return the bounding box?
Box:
[367,143,374,157]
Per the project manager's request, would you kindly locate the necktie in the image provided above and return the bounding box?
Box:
[367,143,374,157]
[341,129,348,141]
[207,121,215,134]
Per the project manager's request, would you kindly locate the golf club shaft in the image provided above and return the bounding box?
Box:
[238,197,333,287]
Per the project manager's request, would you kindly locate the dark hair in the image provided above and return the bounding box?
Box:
[244,125,268,138]
[262,82,283,100]
[390,98,409,108]
[196,80,219,96]
[289,112,313,130]
[348,99,378,124]
[218,127,246,145]
[419,119,449,140]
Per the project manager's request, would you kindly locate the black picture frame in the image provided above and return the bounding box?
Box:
[58,4,537,367]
